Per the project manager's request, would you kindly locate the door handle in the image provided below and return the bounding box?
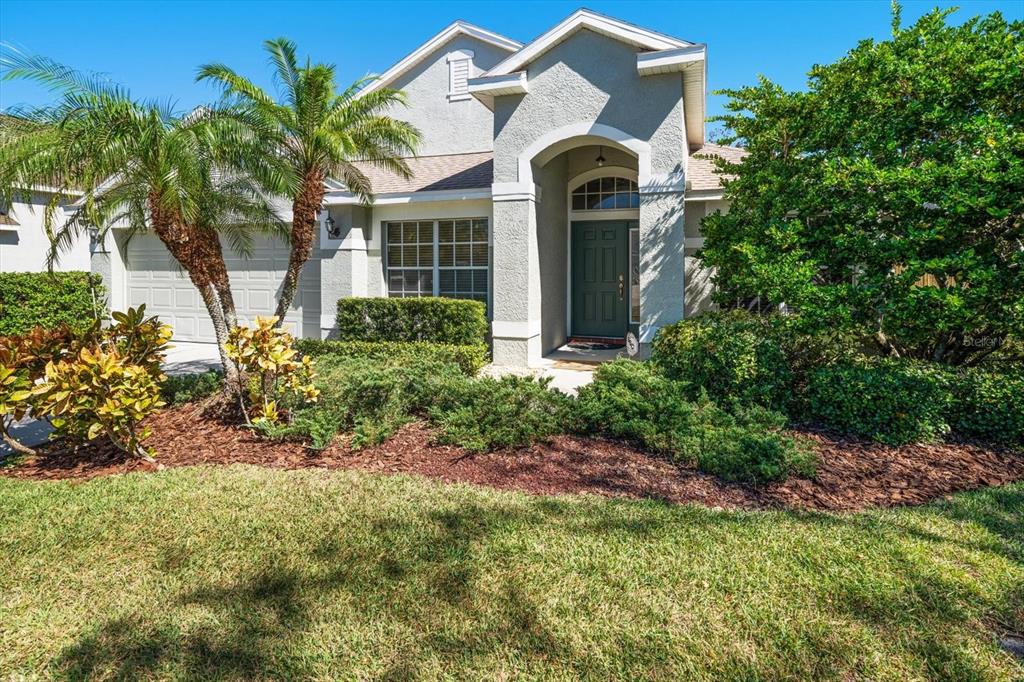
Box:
[618,274,624,301]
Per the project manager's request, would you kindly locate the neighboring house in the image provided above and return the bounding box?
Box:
[6,8,745,367]
[0,189,91,273]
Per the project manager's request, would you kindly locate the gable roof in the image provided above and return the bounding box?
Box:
[483,8,693,77]
[687,143,747,191]
[359,21,522,97]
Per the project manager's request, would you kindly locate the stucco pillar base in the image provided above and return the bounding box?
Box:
[491,333,542,367]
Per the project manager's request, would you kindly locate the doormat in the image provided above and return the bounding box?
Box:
[567,339,625,351]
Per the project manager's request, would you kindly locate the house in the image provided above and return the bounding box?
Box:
[13,8,743,366]
[0,188,91,273]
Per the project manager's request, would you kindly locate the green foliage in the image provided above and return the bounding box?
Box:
[197,39,420,321]
[29,306,173,459]
[806,359,953,445]
[574,360,815,484]
[700,8,1024,365]
[294,338,487,375]
[0,272,104,335]
[265,356,464,449]
[225,316,319,426]
[334,297,488,346]
[429,375,571,452]
[159,371,223,407]
[947,365,1024,446]
[651,311,794,410]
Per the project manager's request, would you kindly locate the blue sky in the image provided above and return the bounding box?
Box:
[2,0,1021,136]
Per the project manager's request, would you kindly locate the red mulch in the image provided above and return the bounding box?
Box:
[4,404,1023,512]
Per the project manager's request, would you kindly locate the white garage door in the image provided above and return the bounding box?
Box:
[125,234,321,342]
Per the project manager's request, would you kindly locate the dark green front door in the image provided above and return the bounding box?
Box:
[571,221,630,338]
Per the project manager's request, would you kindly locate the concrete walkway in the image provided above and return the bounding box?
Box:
[163,342,222,376]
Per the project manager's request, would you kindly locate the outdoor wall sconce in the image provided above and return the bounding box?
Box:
[325,214,341,239]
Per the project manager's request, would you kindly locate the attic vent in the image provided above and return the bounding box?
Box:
[447,49,474,102]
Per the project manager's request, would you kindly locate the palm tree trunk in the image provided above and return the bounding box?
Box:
[273,168,326,326]
[148,194,239,387]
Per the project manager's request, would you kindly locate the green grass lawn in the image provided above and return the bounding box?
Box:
[1,467,1021,681]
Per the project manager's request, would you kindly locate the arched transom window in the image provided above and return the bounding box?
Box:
[571,176,639,210]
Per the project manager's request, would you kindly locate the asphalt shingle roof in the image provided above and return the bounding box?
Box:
[352,151,493,195]
[688,143,747,191]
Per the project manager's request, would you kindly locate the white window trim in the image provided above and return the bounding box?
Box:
[629,227,641,324]
[447,49,475,102]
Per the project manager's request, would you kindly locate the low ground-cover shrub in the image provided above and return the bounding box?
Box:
[263,356,465,449]
[429,375,571,452]
[574,360,815,484]
[294,338,487,375]
[651,311,794,411]
[805,359,952,445]
[335,297,487,345]
[266,356,569,452]
[0,271,105,335]
[160,370,223,406]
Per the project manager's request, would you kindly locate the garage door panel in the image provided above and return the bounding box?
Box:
[126,234,320,343]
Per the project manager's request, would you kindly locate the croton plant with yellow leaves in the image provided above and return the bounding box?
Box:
[225,316,319,426]
[1,306,172,460]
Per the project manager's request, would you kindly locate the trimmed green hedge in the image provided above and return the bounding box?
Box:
[335,297,487,345]
[948,365,1024,446]
[805,358,1024,446]
[651,311,794,410]
[294,338,488,376]
[806,359,953,445]
[0,271,105,336]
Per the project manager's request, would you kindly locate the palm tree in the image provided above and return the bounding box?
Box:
[0,50,286,385]
[197,38,421,324]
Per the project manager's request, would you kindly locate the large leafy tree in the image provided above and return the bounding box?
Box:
[699,6,1023,365]
[197,38,421,324]
[0,52,285,383]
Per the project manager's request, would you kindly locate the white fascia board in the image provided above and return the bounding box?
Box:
[636,44,706,76]
[324,187,492,206]
[19,184,85,197]
[467,72,528,96]
[359,21,522,97]
[484,8,691,77]
[685,189,724,202]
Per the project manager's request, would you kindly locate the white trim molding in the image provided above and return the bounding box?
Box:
[491,182,539,202]
[685,189,725,202]
[636,45,706,76]
[466,72,528,109]
[359,20,521,97]
[492,319,542,339]
[324,187,492,206]
[640,172,687,195]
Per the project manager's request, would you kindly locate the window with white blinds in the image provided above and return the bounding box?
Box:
[447,49,474,101]
[385,218,490,310]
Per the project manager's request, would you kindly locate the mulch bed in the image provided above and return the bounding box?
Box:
[4,404,1023,512]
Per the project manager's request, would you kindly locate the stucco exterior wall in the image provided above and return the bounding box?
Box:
[0,192,91,273]
[683,199,729,317]
[383,35,510,156]
[536,154,568,353]
[492,29,686,183]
